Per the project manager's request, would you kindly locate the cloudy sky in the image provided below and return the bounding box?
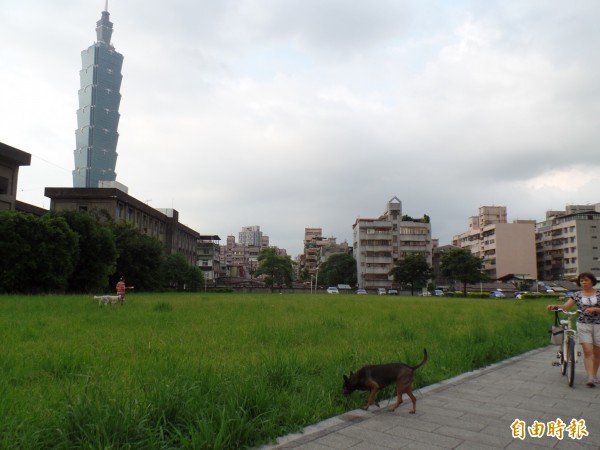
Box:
[3,1,600,256]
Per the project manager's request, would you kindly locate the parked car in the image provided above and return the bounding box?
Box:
[490,290,506,298]
[356,288,367,295]
[326,287,339,294]
[433,289,444,296]
[387,289,399,295]
[377,288,387,295]
[419,291,432,296]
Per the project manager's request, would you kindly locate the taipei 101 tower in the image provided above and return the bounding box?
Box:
[73,2,124,188]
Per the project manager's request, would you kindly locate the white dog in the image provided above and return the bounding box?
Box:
[94,295,124,305]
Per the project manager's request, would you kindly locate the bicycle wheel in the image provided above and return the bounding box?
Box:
[567,337,576,387]
[561,333,568,375]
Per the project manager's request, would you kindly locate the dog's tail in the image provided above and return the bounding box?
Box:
[411,348,428,370]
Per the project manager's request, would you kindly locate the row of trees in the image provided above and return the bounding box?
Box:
[0,210,204,294]
[257,247,483,294]
[390,249,487,295]
[1,208,485,295]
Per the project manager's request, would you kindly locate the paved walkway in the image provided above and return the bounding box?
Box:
[261,345,600,449]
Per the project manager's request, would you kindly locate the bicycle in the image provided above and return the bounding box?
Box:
[551,309,581,387]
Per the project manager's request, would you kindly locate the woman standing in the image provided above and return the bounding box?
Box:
[547,272,600,387]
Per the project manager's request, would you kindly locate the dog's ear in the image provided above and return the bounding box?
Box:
[343,374,348,382]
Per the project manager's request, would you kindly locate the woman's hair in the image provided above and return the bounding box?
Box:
[576,272,598,286]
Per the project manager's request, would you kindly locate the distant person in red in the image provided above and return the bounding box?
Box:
[116,276,131,300]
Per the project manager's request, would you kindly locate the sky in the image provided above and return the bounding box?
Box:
[3,1,600,257]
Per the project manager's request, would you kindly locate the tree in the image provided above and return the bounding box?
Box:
[182,264,205,291]
[390,254,432,295]
[440,248,485,296]
[318,253,357,287]
[0,211,78,293]
[254,247,293,291]
[161,253,204,291]
[51,210,118,293]
[109,221,164,291]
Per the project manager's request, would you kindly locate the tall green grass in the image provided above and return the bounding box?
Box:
[0,293,553,449]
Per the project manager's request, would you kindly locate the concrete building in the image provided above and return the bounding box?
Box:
[0,142,31,211]
[73,6,124,188]
[239,225,262,247]
[219,229,284,282]
[298,228,350,281]
[452,206,536,280]
[353,197,432,290]
[45,186,199,265]
[536,205,600,281]
[197,235,223,285]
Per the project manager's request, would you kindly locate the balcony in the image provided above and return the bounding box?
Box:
[364,266,391,275]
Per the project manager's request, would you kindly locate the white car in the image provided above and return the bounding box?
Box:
[326,287,339,294]
[377,288,387,295]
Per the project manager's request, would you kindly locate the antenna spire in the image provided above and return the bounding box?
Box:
[104,0,108,12]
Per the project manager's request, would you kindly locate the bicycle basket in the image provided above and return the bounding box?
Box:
[550,325,564,345]
[550,312,564,345]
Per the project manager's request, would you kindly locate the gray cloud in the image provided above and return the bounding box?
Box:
[4,0,600,255]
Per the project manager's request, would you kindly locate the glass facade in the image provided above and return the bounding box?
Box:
[73,9,123,188]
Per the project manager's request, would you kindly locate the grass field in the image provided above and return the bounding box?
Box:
[0,293,554,449]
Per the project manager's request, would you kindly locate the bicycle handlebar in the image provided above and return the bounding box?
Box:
[553,309,582,315]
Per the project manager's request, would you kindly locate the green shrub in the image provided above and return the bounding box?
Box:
[521,293,562,300]
[466,292,491,299]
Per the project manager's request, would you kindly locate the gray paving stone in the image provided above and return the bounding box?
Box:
[432,424,515,448]
[338,426,412,449]
[385,425,464,448]
[356,413,441,433]
[410,403,466,418]
[353,414,406,433]
[454,441,505,450]
[310,431,361,449]
[406,411,487,432]
[554,438,600,449]
[402,442,451,450]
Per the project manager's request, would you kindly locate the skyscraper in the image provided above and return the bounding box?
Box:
[73,4,124,188]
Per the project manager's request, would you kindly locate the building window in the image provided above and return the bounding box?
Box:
[0,176,10,195]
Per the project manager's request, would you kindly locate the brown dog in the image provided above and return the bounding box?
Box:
[343,348,428,413]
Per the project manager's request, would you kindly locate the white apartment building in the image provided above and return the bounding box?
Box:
[353,197,432,290]
[452,206,536,280]
[536,205,600,280]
